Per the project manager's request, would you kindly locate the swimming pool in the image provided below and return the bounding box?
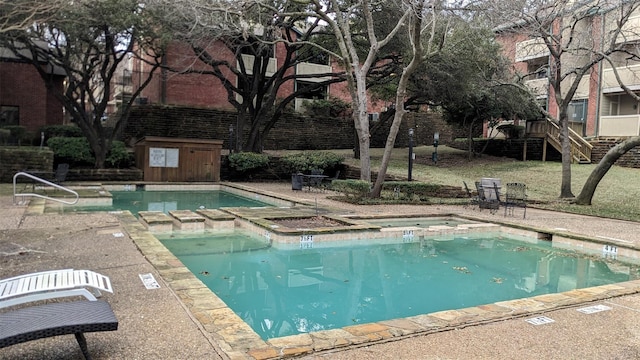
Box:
[158,229,639,340]
[64,190,273,214]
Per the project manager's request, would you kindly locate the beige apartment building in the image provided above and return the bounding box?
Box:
[495,1,640,161]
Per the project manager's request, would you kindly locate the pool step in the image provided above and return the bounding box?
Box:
[169,210,206,231]
[138,210,236,232]
[139,211,175,232]
[196,209,236,230]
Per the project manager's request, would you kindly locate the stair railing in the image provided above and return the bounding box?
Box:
[545,119,592,163]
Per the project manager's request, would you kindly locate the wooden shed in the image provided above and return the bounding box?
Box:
[135,137,223,182]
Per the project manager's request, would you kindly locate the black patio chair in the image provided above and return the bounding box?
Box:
[463,181,478,209]
[321,170,340,191]
[504,183,527,218]
[308,169,325,191]
[476,181,499,214]
[52,163,69,184]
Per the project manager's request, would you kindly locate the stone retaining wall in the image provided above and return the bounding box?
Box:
[452,137,640,169]
[449,138,562,162]
[0,147,53,182]
[66,169,143,182]
[124,105,460,150]
[590,139,640,168]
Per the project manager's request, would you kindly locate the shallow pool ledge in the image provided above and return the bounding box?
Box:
[117,211,640,359]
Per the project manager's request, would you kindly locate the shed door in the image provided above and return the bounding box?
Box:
[188,148,215,181]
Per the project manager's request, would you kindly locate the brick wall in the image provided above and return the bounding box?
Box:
[124,105,457,150]
[0,61,64,132]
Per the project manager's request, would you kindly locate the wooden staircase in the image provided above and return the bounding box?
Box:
[527,118,592,164]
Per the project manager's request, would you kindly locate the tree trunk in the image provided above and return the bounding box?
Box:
[467,118,475,161]
[370,107,405,197]
[353,129,360,159]
[575,136,640,205]
[88,133,109,169]
[235,112,248,152]
[370,57,419,197]
[558,113,574,198]
[354,102,371,182]
[357,122,371,182]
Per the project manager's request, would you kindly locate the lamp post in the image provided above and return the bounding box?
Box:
[228,124,234,154]
[408,128,414,181]
[432,132,439,164]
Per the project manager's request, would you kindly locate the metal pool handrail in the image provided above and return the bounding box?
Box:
[13,172,79,205]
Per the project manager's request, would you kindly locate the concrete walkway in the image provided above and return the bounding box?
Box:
[1,182,640,359]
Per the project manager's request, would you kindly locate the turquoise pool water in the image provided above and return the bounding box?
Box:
[159,230,639,340]
[67,190,271,214]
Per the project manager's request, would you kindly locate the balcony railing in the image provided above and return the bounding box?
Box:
[601,64,640,92]
[239,54,278,76]
[295,62,332,82]
[524,78,548,97]
[515,38,550,62]
[618,14,640,43]
[599,114,640,137]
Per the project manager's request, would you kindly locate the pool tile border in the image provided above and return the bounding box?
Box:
[116,210,640,359]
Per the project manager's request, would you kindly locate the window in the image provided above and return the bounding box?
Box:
[296,81,327,100]
[568,99,588,122]
[239,41,274,58]
[0,106,19,126]
[297,44,330,65]
[537,98,548,112]
[527,58,548,79]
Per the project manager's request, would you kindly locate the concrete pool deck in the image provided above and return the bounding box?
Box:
[1,182,640,359]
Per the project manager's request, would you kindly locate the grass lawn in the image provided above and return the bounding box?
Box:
[2,145,639,222]
[331,145,640,222]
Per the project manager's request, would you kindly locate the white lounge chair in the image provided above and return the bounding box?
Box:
[0,269,113,309]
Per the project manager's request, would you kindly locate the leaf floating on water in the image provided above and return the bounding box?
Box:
[491,277,504,284]
[453,266,471,274]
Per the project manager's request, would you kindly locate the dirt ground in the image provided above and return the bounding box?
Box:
[272,215,348,228]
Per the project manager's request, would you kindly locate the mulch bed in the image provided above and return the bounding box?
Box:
[271,216,346,228]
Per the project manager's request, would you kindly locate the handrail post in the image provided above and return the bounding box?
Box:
[13,172,79,205]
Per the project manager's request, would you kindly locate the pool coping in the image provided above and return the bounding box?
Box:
[116,210,640,360]
[33,184,640,359]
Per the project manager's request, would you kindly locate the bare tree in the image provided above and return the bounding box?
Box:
[276,0,411,183]
[371,1,456,197]
[0,0,63,33]
[575,52,640,204]
[1,0,163,168]
[494,0,640,198]
[149,0,348,152]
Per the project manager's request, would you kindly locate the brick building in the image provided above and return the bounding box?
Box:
[495,3,640,139]
[117,33,385,117]
[0,48,65,135]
